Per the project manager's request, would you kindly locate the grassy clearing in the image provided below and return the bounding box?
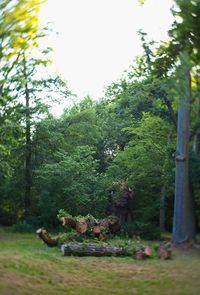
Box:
[0,227,200,295]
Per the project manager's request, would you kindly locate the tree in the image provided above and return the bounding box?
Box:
[141,0,199,242]
[169,0,200,242]
[35,146,102,227]
[0,0,69,221]
[0,0,46,221]
[172,53,196,242]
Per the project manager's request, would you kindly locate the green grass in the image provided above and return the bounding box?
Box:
[0,227,200,295]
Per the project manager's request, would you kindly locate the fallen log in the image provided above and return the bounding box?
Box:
[61,242,130,257]
[36,228,59,247]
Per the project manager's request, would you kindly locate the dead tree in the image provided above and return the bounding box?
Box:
[111,180,134,225]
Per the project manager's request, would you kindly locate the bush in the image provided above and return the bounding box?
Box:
[0,209,16,226]
[121,222,161,240]
[12,221,34,233]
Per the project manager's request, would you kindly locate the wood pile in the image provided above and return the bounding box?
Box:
[59,214,120,240]
[36,212,172,259]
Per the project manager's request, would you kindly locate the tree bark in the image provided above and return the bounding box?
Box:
[163,94,177,127]
[60,217,88,234]
[172,52,196,243]
[111,180,134,225]
[36,228,59,247]
[61,242,129,257]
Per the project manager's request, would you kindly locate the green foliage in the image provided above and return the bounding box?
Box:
[170,0,200,62]
[0,0,59,222]
[133,222,161,240]
[120,222,161,240]
[1,0,199,241]
[57,209,72,220]
[59,230,78,244]
[12,221,34,233]
[35,146,103,221]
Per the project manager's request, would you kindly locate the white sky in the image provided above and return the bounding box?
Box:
[39,0,174,114]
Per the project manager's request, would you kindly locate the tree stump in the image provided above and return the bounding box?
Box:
[158,242,172,259]
[135,245,152,260]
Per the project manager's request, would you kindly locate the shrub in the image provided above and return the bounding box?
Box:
[12,221,34,233]
[122,222,161,240]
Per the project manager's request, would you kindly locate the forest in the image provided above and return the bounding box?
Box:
[0,0,200,246]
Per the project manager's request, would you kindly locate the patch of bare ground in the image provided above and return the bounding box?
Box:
[0,271,42,295]
[0,270,33,284]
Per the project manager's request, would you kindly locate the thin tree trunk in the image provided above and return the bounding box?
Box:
[160,186,166,232]
[23,53,32,219]
[172,52,196,243]
[192,80,200,155]
[193,131,200,155]
[163,93,177,127]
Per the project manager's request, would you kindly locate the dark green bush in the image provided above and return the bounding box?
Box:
[121,222,161,240]
[0,209,16,226]
[12,221,34,233]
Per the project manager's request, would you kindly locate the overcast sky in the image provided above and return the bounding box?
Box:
[39,0,174,114]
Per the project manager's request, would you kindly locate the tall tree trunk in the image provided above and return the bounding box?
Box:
[23,53,32,219]
[172,52,196,243]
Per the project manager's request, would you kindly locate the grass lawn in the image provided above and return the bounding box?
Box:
[0,227,200,295]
